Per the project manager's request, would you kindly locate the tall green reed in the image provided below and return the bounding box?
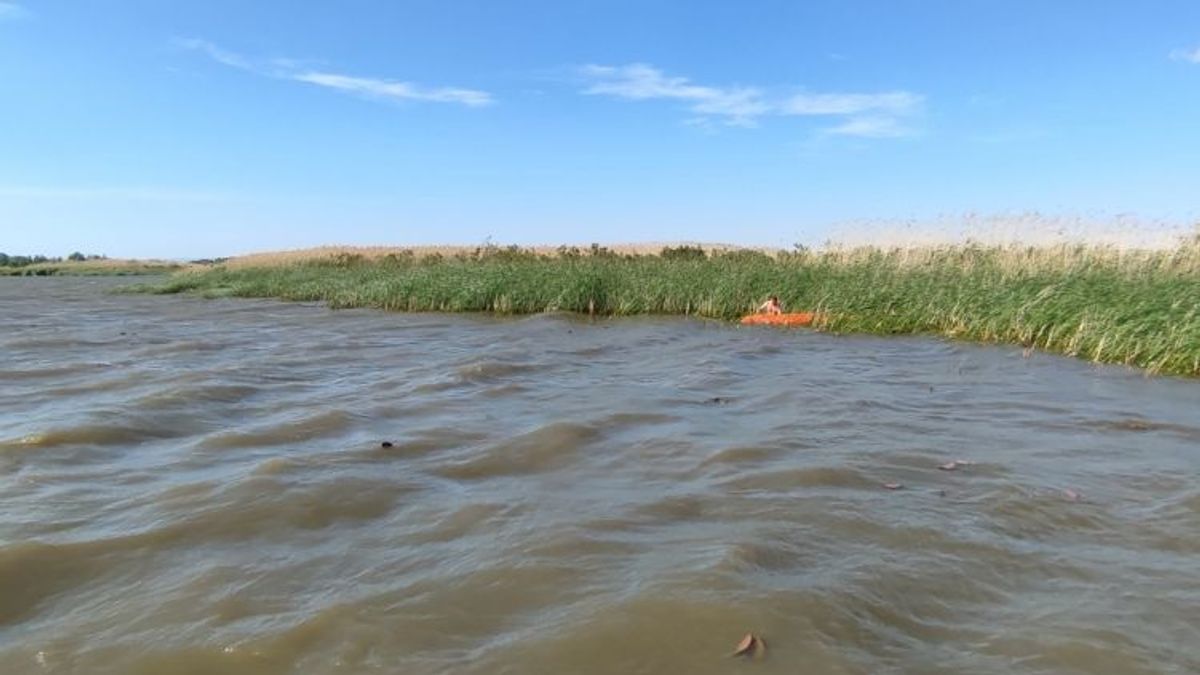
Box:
[145,243,1200,376]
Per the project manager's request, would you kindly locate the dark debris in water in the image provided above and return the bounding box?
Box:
[380,441,394,448]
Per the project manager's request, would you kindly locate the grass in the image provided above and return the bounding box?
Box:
[139,242,1200,376]
[2,259,184,276]
[218,242,752,269]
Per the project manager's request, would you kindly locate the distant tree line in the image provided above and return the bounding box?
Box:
[0,252,106,267]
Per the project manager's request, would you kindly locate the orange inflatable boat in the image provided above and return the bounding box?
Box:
[739,312,819,327]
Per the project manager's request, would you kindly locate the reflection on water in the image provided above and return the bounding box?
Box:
[2,277,1199,674]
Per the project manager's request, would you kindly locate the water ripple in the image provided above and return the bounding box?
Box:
[2,277,1199,674]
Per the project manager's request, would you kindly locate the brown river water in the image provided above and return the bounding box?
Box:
[1,277,1198,675]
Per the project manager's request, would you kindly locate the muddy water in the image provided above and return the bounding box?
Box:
[1,277,1198,675]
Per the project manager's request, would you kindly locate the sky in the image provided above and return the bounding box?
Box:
[2,0,1199,258]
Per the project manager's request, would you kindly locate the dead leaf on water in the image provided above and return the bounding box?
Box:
[731,633,765,658]
[733,633,754,655]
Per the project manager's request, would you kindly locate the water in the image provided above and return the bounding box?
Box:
[2,277,1198,674]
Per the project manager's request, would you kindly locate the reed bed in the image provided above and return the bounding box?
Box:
[221,242,752,269]
[3,259,184,276]
[145,242,1200,376]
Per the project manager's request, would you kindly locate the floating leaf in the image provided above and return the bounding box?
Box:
[734,634,754,655]
[731,633,765,658]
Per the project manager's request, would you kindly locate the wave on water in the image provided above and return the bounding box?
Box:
[196,410,361,451]
[436,422,600,480]
[3,421,192,450]
[2,278,1199,674]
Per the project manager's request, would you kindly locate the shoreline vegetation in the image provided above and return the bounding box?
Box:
[1,256,185,276]
[139,240,1200,377]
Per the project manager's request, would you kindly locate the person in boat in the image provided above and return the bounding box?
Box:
[758,295,782,315]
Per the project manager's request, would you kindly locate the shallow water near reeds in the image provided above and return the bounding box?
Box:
[2,277,1199,674]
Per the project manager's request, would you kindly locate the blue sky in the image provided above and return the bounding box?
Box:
[2,0,1199,258]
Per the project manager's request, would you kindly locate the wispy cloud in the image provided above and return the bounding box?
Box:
[1170,46,1200,64]
[579,63,922,137]
[0,2,28,20]
[175,37,255,70]
[293,72,493,107]
[580,64,769,126]
[580,64,774,127]
[176,38,493,107]
[823,116,911,139]
[781,91,919,116]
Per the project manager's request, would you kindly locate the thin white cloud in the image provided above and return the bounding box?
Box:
[174,38,255,71]
[691,88,772,126]
[581,64,768,126]
[781,91,920,116]
[581,64,769,126]
[1170,46,1200,64]
[176,38,493,107]
[582,64,713,100]
[579,63,921,137]
[823,116,912,139]
[0,2,28,20]
[294,72,492,107]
